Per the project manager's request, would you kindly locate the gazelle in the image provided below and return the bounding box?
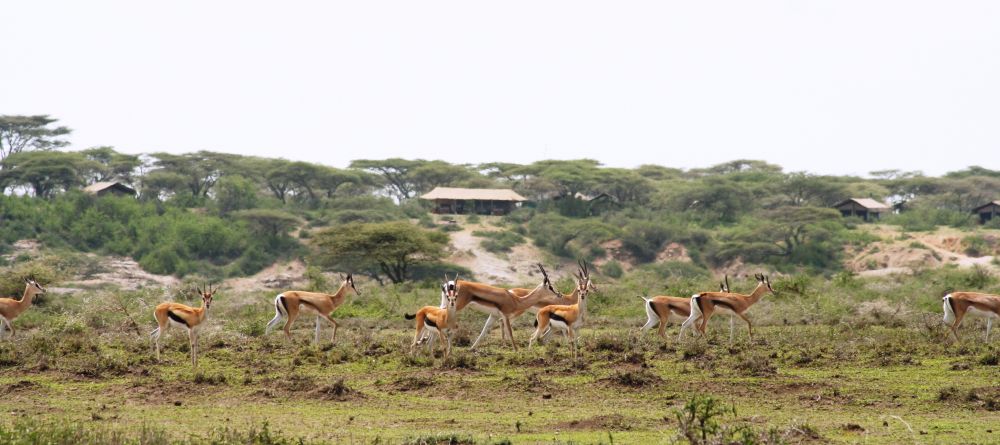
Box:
[528,269,591,359]
[265,274,360,343]
[451,264,562,351]
[943,291,1000,341]
[679,274,773,341]
[151,284,217,366]
[640,276,729,340]
[511,260,598,343]
[406,275,459,360]
[0,278,46,339]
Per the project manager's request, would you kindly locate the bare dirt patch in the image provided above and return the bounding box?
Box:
[557,414,635,431]
[444,218,552,285]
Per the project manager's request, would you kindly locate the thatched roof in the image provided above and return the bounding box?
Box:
[420,187,527,202]
[833,198,890,210]
[84,181,136,195]
[972,201,1000,212]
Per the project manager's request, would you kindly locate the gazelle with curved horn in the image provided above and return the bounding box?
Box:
[528,268,591,359]
[0,277,46,339]
[679,274,773,341]
[943,291,1000,341]
[151,283,217,366]
[406,274,459,360]
[518,260,598,345]
[451,264,563,351]
[640,276,729,340]
[265,274,361,343]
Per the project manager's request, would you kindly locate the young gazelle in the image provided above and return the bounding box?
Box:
[451,264,562,350]
[679,274,773,341]
[640,276,729,340]
[468,262,595,350]
[265,274,360,343]
[151,284,217,366]
[405,276,459,359]
[528,269,590,359]
[943,291,1000,341]
[0,278,46,339]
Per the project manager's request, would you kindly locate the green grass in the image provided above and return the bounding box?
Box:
[3,269,1000,444]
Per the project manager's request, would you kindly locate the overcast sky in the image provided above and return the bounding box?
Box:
[4,1,999,176]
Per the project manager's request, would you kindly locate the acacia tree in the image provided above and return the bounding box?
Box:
[150,151,236,198]
[0,115,71,164]
[311,221,448,283]
[0,151,99,197]
[81,146,141,183]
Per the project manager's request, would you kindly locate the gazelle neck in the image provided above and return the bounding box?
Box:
[746,283,769,304]
[19,287,39,309]
[576,294,587,319]
[520,282,559,307]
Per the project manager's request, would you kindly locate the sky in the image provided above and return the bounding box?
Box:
[3,1,999,177]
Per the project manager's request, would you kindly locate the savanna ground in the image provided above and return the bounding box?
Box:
[2,268,999,445]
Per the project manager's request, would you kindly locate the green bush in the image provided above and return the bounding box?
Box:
[472,230,524,253]
[602,260,624,278]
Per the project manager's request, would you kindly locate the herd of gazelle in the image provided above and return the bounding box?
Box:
[2,269,1000,366]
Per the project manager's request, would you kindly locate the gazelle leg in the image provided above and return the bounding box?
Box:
[470,314,498,350]
[987,318,993,342]
[411,324,424,354]
[528,318,548,348]
[189,329,197,367]
[736,312,753,341]
[3,318,15,338]
[950,310,966,341]
[314,316,322,344]
[730,316,735,343]
[445,330,452,361]
[316,313,338,342]
[503,316,517,350]
[567,326,577,360]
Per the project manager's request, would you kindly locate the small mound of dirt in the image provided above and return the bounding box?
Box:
[603,368,662,388]
[558,414,634,431]
[2,380,39,394]
[392,374,436,391]
[310,379,364,401]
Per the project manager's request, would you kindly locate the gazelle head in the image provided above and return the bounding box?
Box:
[24,277,46,295]
[441,273,459,300]
[578,260,598,293]
[342,273,361,296]
[753,273,773,294]
[195,283,217,309]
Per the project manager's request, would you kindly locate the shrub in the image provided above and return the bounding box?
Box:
[472,230,524,253]
[602,260,624,278]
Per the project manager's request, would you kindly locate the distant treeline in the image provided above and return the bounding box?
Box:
[2,115,999,280]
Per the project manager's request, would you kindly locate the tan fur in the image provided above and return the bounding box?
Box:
[408,292,457,360]
[944,291,1000,340]
[528,273,590,359]
[0,279,46,338]
[453,264,562,350]
[151,285,216,367]
[645,296,692,338]
[270,275,360,343]
[689,274,772,341]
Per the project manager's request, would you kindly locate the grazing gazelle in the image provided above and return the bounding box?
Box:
[151,284,217,366]
[0,278,46,339]
[943,291,1000,341]
[406,275,459,360]
[528,268,590,359]
[469,261,596,349]
[265,274,360,343]
[640,276,730,340]
[679,274,773,341]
